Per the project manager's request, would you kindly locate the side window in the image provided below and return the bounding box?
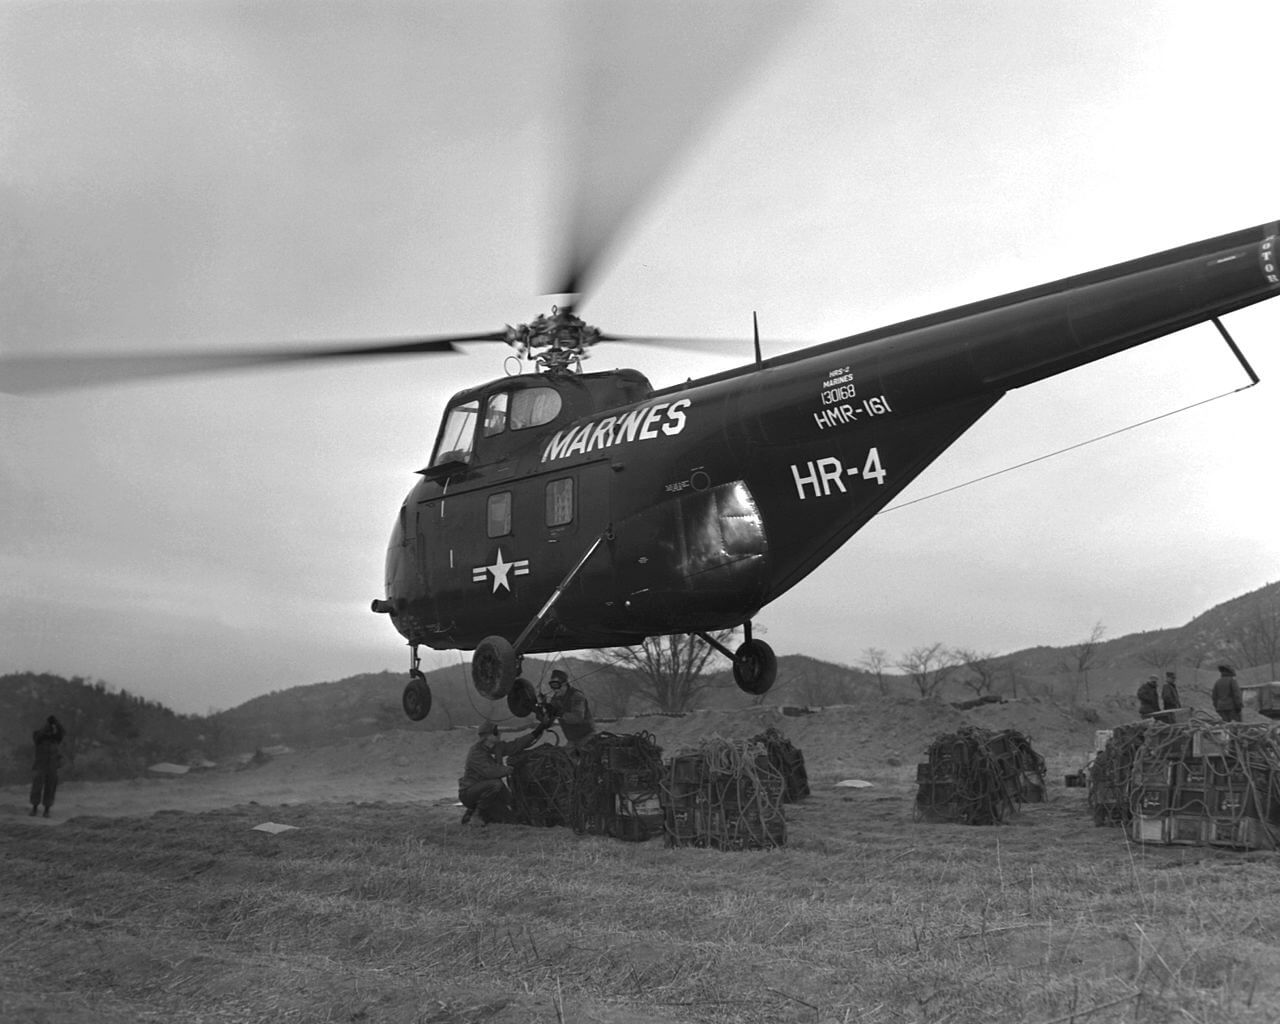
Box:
[483,392,508,437]
[510,387,562,430]
[487,491,512,538]
[546,477,573,527]
[431,399,479,466]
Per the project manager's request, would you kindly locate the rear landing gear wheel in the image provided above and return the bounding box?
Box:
[402,671,432,721]
[507,677,537,718]
[733,638,777,696]
[472,635,517,700]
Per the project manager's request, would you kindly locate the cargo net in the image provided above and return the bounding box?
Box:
[915,726,1047,825]
[659,736,788,850]
[750,726,811,802]
[1086,723,1146,826]
[507,745,576,828]
[565,731,666,842]
[1092,717,1280,851]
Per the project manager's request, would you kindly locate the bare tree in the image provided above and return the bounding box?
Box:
[1000,658,1024,699]
[1224,593,1280,679]
[595,629,737,713]
[896,643,957,698]
[1136,637,1182,674]
[857,647,891,695]
[952,648,1001,697]
[1060,621,1106,703]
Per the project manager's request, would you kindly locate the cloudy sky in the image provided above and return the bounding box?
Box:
[3,1,1278,714]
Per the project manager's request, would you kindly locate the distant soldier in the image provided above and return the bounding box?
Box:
[544,668,594,749]
[1136,675,1161,717]
[1161,671,1182,711]
[1212,665,1243,722]
[458,720,546,826]
[30,715,65,818]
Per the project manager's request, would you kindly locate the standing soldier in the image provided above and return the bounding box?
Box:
[1161,671,1182,711]
[1212,665,1243,722]
[30,715,64,818]
[1136,675,1161,717]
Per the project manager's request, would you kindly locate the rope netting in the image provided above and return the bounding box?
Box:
[508,729,808,849]
[915,725,1047,825]
[750,726,810,802]
[1089,716,1280,849]
[660,735,788,850]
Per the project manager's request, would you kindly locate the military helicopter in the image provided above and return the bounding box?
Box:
[364,221,1277,722]
[4,6,1277,724]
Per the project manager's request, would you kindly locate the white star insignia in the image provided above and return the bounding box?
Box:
[471,549,531,594]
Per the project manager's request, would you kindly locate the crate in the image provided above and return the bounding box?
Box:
[1129,815,1168,844]
[1256,683,1280,720]
[1170,787,1209,815]
[1177,758,1208,787]
[1210,784,1267,819]
[1169,814,1207,845]
[1207,817,1277,850]
[1134,761,1172,787]
[669,755,705,785]
[916,782,962,823]
[1137,786,1169,815]
[1206,759,1247,786]
[1192,731,1231,759]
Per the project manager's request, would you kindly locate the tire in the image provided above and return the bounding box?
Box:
[472,635,517,700]
[732,638,777,695]
[402,675,432,721]
[507,677,537,718]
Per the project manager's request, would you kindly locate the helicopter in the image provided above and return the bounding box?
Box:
[370,222,1278,721]
[3,5,1277,720]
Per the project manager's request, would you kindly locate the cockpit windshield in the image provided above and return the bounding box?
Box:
[431,399,479,466]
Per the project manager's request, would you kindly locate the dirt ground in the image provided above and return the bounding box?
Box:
[1,696,1117,824]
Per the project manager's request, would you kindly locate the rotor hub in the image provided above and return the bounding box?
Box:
[505,306,601,374]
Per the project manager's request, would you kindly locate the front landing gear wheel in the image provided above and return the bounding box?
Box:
[472,635,517,700]
[402,672,432,721]
[732,638,777,696]
[507,677,537,718]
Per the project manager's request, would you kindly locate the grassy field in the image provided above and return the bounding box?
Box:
[4,777,1279,1024]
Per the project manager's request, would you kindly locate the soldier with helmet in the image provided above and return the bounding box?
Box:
[457,719,546,826]
[544,668,594,748]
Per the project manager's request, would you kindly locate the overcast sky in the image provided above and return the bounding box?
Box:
[3,1,1278,714]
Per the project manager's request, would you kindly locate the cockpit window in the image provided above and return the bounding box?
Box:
[431,399,479,466]
[510,387,561,430]
[483,392,509,437]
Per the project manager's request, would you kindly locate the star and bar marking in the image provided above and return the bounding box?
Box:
[471,549,531,593]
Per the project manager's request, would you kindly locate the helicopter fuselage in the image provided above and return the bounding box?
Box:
[378,221,1278,656]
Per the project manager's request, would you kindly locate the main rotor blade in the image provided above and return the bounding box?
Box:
[550,0,810,306]
[0,333,507,394]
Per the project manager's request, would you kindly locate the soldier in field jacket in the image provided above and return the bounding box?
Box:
[1212,665,1243,722]
[30,715,64,818]
[457,719,546,825]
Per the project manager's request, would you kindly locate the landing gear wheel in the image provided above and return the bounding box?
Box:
[472,635,517,700]
[507,677,537,718]
[402,673,432,721]
[732,638,777,696]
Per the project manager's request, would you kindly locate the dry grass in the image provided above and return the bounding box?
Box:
[4,778,1280,1024]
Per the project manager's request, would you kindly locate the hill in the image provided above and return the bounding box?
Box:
[0,672,209,785]
[6,580,1278,779]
